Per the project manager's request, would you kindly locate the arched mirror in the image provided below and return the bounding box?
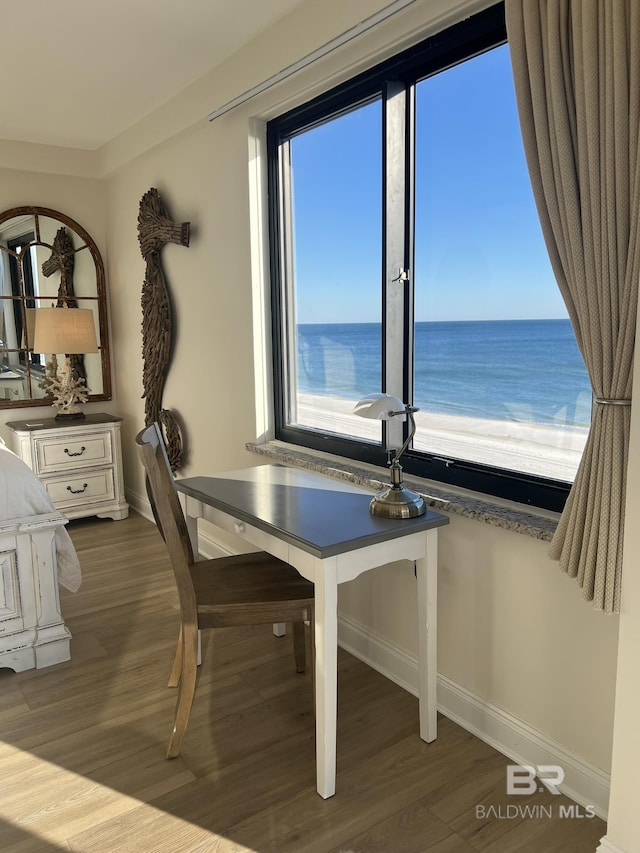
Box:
[0,206,111,407]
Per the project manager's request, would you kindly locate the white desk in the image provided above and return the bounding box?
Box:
[176,464,449,798]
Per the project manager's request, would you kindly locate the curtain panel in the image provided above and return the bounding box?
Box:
[505,0,640,612]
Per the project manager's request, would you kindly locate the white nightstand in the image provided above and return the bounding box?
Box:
[7,414,129,521]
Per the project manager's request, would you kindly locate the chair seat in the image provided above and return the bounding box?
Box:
[191,551,314,628]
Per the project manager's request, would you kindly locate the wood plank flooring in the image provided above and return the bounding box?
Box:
[0,512,606,852]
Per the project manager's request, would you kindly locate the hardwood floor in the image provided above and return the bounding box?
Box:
[0,512,606,852]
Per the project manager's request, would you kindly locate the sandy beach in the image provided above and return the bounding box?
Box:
[294,392,588,482]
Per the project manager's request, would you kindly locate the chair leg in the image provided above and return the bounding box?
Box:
[166,624,198,759]
[168,626,183,687]
[293,621,306,673]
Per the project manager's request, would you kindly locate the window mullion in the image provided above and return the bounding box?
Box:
[405,80,416,413]
[383,79,409,451]
[278,139,298,427]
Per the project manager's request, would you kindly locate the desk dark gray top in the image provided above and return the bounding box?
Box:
[176,464,449,559]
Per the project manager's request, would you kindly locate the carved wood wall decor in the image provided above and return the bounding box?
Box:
[41,226,86,386]
[138,188,190,472]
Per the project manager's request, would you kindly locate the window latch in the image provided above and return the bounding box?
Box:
[392,267,410,283]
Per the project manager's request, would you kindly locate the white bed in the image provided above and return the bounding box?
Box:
[0,440,81,671]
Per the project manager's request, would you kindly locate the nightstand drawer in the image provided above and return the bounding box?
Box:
[43,469,115,509]
[34,432,113,475]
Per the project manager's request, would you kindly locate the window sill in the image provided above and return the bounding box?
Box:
[246,439,560,542]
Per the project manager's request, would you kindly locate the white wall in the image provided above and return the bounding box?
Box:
[105,114,263,491]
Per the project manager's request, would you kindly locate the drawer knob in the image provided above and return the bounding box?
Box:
[67,483,89,495]
[64,446,86,457]
[234,521,246,534]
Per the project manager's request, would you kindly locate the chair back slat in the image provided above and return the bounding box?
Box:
[136,423,197,619]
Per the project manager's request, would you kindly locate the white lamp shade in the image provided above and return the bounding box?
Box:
[353,393,406,420]
[33,308,98,355]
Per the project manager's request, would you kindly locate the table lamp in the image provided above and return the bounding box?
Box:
[353,392,426,518]
[32,306,98,420]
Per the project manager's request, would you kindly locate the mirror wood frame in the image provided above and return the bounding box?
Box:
[0,205,111,409]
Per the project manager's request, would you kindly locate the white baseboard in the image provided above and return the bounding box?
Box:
[195,526,237,558]
[126,488,154,522]
[130,504,611,821]
[338,612,610,821]
[597,839,627,853]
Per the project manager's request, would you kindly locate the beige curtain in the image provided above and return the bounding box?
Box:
[505,0,640,612]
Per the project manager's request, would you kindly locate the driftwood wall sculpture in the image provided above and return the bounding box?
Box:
[41,227,86,386]
[138,188,190,472]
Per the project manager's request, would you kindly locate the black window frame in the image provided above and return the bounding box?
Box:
[267,2,573,513]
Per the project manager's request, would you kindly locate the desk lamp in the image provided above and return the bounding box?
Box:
[32,307,98,420]
[353,393,426,518]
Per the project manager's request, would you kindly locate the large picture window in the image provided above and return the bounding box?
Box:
[267,3,591,512]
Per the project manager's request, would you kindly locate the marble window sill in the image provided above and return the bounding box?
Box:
[246,440,560,542]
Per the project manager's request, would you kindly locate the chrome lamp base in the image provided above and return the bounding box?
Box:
[370,485,426,518]
[369,457,426,519]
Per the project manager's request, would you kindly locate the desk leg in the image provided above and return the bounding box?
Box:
[178,494,200,557]
[314,557,338,798]
[416,529,438,743]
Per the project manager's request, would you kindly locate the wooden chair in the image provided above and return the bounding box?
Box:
[136,423,314,759]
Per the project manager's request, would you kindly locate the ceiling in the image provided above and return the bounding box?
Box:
[3,0,307,150]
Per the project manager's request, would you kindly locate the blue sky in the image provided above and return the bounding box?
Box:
[289,43,567,325]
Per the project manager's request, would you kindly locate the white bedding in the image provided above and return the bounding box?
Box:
[0,441,82,592]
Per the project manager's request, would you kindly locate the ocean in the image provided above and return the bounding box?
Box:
[296,319,592,429]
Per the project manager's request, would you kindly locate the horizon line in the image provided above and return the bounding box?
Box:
[297,317,571,325]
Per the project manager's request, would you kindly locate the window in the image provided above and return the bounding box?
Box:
[6,233,38,366]
[267,3,590,512]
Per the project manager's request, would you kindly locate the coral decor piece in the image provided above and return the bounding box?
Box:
[138,188,190,472]
[42,358,90,417]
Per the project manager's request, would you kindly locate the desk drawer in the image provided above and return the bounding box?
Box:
[34,432,113,475]
[43,469,115,509]
[197,504,290,562]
